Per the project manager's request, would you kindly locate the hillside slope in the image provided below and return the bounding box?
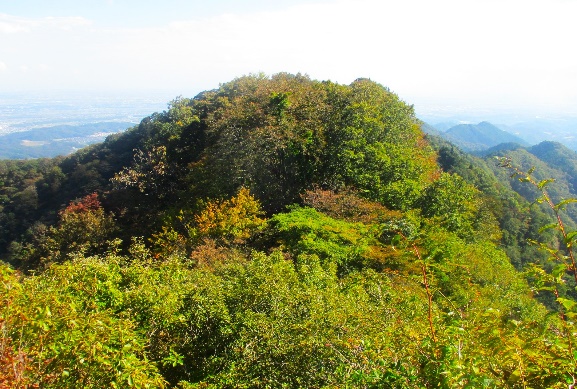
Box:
[1,74,576,387]
[441,121,529,152]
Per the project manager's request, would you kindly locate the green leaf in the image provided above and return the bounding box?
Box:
[551,263,567,277]
[564,231,577,245]
[538,223,558,233]
[537,178,555,189]
[555,198,577,210]
[538,286,557,292]
[558,297,577,311]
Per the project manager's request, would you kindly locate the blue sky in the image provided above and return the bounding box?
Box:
[0,1,316,27]
[1,0,576,117]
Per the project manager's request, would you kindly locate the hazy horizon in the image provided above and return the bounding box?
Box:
[1,0,576,120]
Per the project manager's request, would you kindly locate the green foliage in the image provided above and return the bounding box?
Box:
[418,172,480,237]
[0,158,63,256]
[497,158,577,380]
[268,91,291,119]
[267,206,374,272]
[112,145,172,195]
[9,193,117,267]
[428,134,556,269]
[529,141,577,191]
[0,260,166,388]
[3,73,577,387]
[3,230,567,388]
[489,148,577,229]
[322,78,437,210]
[173,73,437,212]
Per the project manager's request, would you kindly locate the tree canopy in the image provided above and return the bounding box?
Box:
[1,73,577,387]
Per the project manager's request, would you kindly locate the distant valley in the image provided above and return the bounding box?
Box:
[0,91,171,159]
[0,122,134,159]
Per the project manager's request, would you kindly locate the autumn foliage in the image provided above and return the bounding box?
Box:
[1,74,576,387]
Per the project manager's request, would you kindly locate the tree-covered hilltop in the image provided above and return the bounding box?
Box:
[429,121,529,153]
[1,73,442,260]
[2,74,577,387]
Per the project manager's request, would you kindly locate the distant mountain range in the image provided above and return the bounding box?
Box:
[418,113,577,152]
[423,121,529,153]
[0,122,134,159]
[501,117,577,149]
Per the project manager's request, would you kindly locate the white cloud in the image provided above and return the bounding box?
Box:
[44,16,92,30]
[0,61,7,72]
[0,0,576,115]
[0,13,34,33]
[0,13,91,35]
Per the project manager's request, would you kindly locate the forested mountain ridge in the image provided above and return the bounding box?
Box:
[424,121,529,153]
[429,135,577,269]
[482,140,577,230]
[1,73,576,388]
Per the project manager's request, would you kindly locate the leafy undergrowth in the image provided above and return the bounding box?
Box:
[2,188,575,388]
[2,74,577,387]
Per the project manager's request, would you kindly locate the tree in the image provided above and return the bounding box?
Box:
[418,172,480,237]
[10,193,116,266]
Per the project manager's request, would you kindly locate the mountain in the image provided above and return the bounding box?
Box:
[1,73,576,387]
[420,121,442,137]
[528,141,577,186]
[481,141,524,155]
[502,117,577,150]
[440,121,529,152]
[0,121,134,159]
[430,120,460,131]
[419,121,445,138]
[487,141,577,222]
[429,133,577,270]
